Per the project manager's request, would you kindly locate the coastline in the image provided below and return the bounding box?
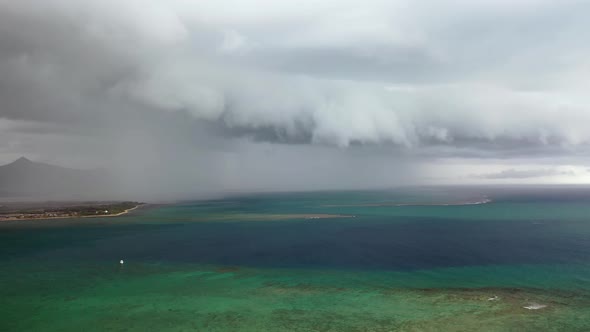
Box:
[77,204,142,219]
[0,203,144,222]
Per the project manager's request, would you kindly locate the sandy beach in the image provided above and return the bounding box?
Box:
[81,204,142,219]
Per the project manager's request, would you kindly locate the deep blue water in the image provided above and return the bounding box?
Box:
[2,212,590,271]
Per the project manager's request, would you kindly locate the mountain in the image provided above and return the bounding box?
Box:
[0,157,112,200]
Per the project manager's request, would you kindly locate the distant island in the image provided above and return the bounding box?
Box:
[0,157,112,200]
[0,201,143,221]
[0,157,142,222]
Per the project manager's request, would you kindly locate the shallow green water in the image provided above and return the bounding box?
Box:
[2,187,590,331]
[3,262,590,331]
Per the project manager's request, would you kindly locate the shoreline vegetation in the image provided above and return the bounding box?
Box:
[0,196,492,224]
[0,201,144,222]
[0,204,352,224]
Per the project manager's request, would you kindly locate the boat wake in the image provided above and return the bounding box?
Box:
[523,303,547,310]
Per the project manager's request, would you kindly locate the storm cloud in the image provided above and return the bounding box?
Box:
[2,0,590,197]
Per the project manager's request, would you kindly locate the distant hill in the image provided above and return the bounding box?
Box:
[0,157,112,200]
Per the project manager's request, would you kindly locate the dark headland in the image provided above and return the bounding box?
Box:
[0,157,141,221]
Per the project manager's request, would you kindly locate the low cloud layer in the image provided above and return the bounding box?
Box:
[476,168,576,180]
[2,0,590,197]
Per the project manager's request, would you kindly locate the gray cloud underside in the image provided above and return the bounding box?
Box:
[2,0,590,197]
[2,0,590,154]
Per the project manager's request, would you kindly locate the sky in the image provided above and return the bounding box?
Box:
[2,0,590,198]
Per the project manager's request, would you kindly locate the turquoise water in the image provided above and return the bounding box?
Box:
[2,187,590,331]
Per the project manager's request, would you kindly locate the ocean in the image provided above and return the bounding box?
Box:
[2,187,590,331]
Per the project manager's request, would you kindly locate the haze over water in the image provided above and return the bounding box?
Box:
[2,187,590,331]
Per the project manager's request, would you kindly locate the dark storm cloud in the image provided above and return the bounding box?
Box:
[2,0,590,151]
[2,0,590,195]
